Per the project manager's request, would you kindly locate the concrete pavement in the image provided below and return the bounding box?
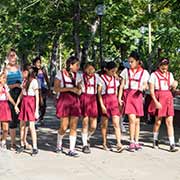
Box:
[0,97,180,180]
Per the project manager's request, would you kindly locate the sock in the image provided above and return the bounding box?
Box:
[169,136,175,146]
[70,136,76,152]
[153,132,159,141]
[1,140,6,146]
[82,133,88,146]
[33,142,37,149]
[130,140,135,144]
[57,133,64,148]
[135,141,139,144]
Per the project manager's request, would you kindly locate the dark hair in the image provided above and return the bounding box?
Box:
[105,61,117,70]
[118,62,125,72]
[83,62,95,70]
[24,68,37,92]
[23,63,31,71]
[66,56,79,71]
[159,57,169,66]
[32,56,41,65]
[129,51,140,61]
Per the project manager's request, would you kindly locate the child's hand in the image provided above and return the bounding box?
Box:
[172,80,178,90]
[119,99,124,106]
[101,105,107,114]
[14,105,20,114]
[155,101,162,109]
[72,87,81,95]
[35,110,39,120]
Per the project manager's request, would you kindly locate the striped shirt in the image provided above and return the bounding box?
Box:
[7,69,22,85]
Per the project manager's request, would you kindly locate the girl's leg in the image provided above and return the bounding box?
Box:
[134,117,142,150]
[89,117,97,138]
[69,116,79,156]
[29,121,37,150]
[153,116,162,148]
[128,114,136,152]
[10,128,16,147]
[101,116,108,149]
[1,122,9,148]
[24,125,32,149]
[82,117,89,147]
[20,121,26,146]
[135,117,140,143]
[112,116,121,146]
[165,116,178,152]
[56,117,69,151]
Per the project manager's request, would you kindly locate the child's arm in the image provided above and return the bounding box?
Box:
[97,85,107,114]
[35,88,39,119]
[54,78,81,95]
[6,92,16,106]
[149,82,162,109]
[118,78,125,106]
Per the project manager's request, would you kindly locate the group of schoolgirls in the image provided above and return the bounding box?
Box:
[54,51,178,157]
[0,65,40,156]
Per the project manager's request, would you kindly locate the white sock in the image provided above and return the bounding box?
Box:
[135,141,139,144]
[169,136,175,146]
[130,140,135,144]
[82,133,88,146]
[57,133,64,148]
[33,143,37,149]
[70,136,76,152]
[153,132,159,141]
[1,140,6,146]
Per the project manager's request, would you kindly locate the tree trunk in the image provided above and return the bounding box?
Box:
[73,0,81,59]
[50,34,60,87]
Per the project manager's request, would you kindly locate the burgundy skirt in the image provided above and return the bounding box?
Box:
[101,94,120,118]
[80,93,98,117]
[0,100,12,122]
[148,90,174,117]
[123,89,144,117]
[18,96,36,121]
[56,92,81,118]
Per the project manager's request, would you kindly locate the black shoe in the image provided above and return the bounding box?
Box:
[153,140,159,149]
[16,146,25,154]
[31,149,38,156]
[67,150,79,157]
[82,146,91,154]
[56,147,63,153]
[170,144,178,152]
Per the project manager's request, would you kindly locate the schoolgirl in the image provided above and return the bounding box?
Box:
[119,51,149,152]
[148,58,178,152]
[0,72,18,149]
[80,62,101,153]
[98,61,124,152]
[54,56,81,157]
[15,68,39,156]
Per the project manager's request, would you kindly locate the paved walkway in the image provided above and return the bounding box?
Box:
[0,97,180,180]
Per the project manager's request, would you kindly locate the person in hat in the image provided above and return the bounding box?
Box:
[148,58,178,152]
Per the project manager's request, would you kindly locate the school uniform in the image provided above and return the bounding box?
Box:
[56,69,81,118]
[120,68,150,116]
[0,85,12,121]
[100,74,120,118]
[79,73,101,117]
[18,79,39,121]
[148,70,174,117]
